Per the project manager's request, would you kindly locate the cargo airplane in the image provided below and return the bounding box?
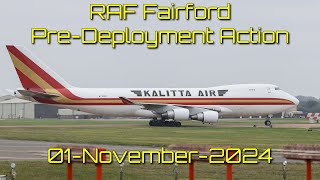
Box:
[6,45,299,127]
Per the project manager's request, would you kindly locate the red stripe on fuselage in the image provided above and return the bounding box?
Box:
[34,102,293,105]
[129,97,291,101]
[34,97,294,106]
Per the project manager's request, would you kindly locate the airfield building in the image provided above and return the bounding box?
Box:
[57,109,100,119]
[0,96,59,119]
[0,95,102,119]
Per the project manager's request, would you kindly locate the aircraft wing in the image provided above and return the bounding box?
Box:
[119,96,224,115]
[17,89,60,99]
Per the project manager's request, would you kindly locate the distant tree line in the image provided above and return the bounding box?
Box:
[296,96,320,113]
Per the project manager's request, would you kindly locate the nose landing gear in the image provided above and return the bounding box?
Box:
[264,117,272,126]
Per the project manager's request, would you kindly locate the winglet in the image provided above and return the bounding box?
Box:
[119,97,136,105]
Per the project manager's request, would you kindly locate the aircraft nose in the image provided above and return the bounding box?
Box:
[291,96,299,105]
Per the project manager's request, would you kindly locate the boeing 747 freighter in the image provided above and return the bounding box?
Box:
[6,45,299,127]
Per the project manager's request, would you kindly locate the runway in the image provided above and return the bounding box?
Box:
[0,139,302,163]
[0,139,158,161]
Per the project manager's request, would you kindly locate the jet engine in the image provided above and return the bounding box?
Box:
[161,108,189,121]
[191,111,219,123]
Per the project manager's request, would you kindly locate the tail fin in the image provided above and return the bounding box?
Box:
[6,45,72,92]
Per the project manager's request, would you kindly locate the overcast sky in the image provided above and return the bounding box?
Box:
[0,0,319,97]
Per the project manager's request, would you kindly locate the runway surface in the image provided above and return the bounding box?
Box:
[0,139,158,161]
[0,139,302,163]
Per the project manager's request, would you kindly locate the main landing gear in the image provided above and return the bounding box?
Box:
[264,117,272,127]
[149,119,181,127]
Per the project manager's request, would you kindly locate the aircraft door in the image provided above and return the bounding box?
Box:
[266,87,271,94]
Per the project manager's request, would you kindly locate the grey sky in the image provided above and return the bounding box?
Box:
[0,0,319,97]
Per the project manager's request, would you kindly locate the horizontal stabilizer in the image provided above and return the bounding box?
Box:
[17,89,60,99]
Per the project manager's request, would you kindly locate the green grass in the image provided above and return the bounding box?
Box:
[0,119,146,126]
[0,119,319,149]
[0,161,319,180]
[0,118,308,126]
[218,118,308,124]
[0,119,319,179]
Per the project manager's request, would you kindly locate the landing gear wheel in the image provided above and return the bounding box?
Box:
[157,120,164,126]
[168,121,174,127]
[149,119,182,127]
[174,122,181,127]
[149,120,156,126]
[265,120,272,126]
[149,119,158,126]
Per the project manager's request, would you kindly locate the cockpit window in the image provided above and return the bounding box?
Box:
[275,87,280,90]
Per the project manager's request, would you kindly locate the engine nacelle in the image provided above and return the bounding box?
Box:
[191,111,219,123]
[161,108,189,121]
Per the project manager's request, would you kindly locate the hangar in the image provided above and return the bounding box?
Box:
[57,109,99,119]
[0,95,103,119]
[0,95,58,119]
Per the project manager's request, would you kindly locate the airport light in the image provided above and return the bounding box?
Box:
[174,163,178,180]
[120,163,124,180]
[282,161,287,180]
[10,163,15,169]
[10,163,16,180]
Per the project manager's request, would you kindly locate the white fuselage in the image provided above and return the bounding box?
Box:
[27,84,298,119]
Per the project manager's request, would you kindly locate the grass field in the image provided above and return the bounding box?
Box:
[0,118,320,179]
[0,118,310,126]
[0,161,319,180]
[0,118,319,149]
